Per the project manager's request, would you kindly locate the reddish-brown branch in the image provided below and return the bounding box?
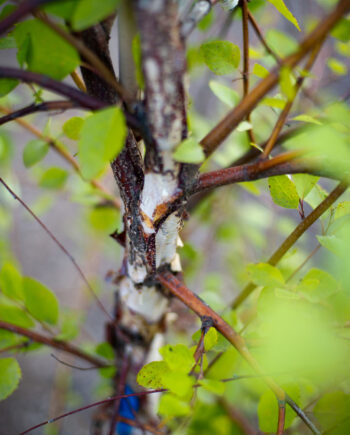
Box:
[219,398,256,435]
[157,271,319,434]
[0,177,112,320]
[0,101,77,127]
[232,182,347,308]
[19,389,166,435]
[0,67,106,110]
[200,0,350,157]
[193,151,314,193]
[0,320,107,367]
[262,44,321,158]
[277,400,286,435]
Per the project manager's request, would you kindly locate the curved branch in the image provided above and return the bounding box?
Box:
[0,320,107,367]
[200,0,350,157]
[157,271,320,435]
[0,67,106,110]
[232,182,347,308]
[0,100,76,127]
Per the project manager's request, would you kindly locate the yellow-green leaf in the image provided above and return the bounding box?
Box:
[137,361,169,389]
[200,40,240,75]
[0,358,21,400]
[172,138,205,164]
[266,0,300,31]
[268,175,299,209]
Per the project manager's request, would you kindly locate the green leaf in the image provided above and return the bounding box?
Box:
[0,36,16,49]
[335,201,350,220]
[95,342,114,360]
[209,80,239,107]
[137,361,170,389]
[72,0,120,31]
[0,263,23,301]
[22,277,59,325]
[43,1,76,19]
[297,268,340,302]
[62,117,84,140]
[253,63,269,78]
[246,263,285,287]
[23,139,49,168]
[172,138,205,164]
[268,175,299,209]
[279,67,296,101]
[327,58,348,75]
[292,114,322,125]
[0,78,18,97]
[159,344,195,374]
[266,0,300,31]
[236,121,252,132]
[13,19,80,80]
[0,305,35,328]
[161,371,194,398]
[331,18,350,42]
[158,393,191,417]
[266,29,298,58]
[39,167,68,189]
[88,207,120,234]
[317,235,345,256]
[200,40,240,75]
[56,312,80,341]
[132,34,144,89]
[192,327,218,352]
[0,358,21,400]
[314,391,350,433]
[198,379,225,395]
[79,107,126,180]
[260,96,287,109]
[258,386,298,432]
[292,174,319,199]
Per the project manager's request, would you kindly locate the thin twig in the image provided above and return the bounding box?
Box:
[286,244,321,283]
[19,389,166,435]
[50,353,104,371]
[0,101,77,127]
[70,70,87,92]
[0,320,107,367]
[277,400,286,435]
[0,177,113,320]
[200,0,350,157]
[241,0,256,145]
[232,183,347,308]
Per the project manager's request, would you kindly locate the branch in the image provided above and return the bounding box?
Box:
[277,400,286,435]
[180,0,213,38]
[0,101,76,127]
[19,389,166,435]
[0,67,106,110]
[0,105,121,209]
[0,320,107,367]
[193,151,332,194]
[157,271,320,434]
[200,0,350,157]
[232,182,347,308]
[0,177,112,320]
[0,0,56,35]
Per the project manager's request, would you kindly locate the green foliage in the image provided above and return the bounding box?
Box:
[0,305,34,328]
[266,0,300,31]
[172,138,205,164]
[158,393,191,417]
[209,80,239,107]
[0,358,21,400]
[78,107,126,180]
[200,41,240,75]
[246,263,284,287]
[268,175,300,209]
[62,117,84,141]
[39,167,68,189]
[314,391,350,433]
[0,262,23,301]
[137,361,170,389]
[23,139,49,168]
[0,79,18,97]
[71,0,120,31]
[22,277,59,325]
[13,19,80,80]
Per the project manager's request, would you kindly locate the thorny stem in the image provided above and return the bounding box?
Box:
[157,271,320,435]
[232,183,347,308]
[200,0,350,157]
[0,105,121,209]
[0,320,107,367]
